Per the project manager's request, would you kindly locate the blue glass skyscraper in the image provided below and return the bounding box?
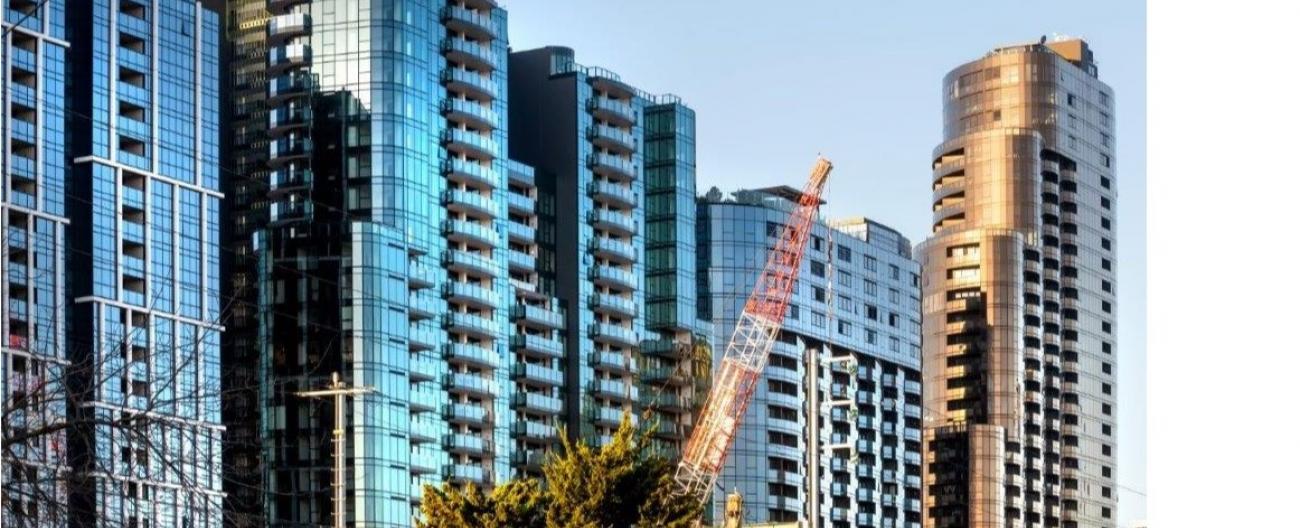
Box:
[3,0,70,524]
[228,1,555,525]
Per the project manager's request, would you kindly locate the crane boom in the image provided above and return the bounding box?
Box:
[674,156,833,510]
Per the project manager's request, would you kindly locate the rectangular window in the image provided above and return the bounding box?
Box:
[813,286,826,303]
[946,266,980,280]
[810,260,825,277]
[1101,153,1112,168]
[811,311,826,328]
[889,264,900,280]
[864,280,878,296]
[865,256,878,272]
[837,246,852,262]
[1101,176,1111,189]
[837,269,852,287]
[838,321,852,336]
[889,336,900,352]
[946,243,979,258]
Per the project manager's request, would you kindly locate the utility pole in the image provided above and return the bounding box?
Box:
[297,372,375,528]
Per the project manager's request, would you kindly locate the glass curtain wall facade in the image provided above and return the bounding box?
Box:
[917,38,1119,528]
[63,1,224,527]
[221,0,270,524]
[3,0,69,525]
[699,189,923,528]
[507,47,649,445]
[639,99,708,455]
[227,1,520,526]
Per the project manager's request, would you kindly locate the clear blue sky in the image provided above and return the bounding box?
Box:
[506,0,1147,523]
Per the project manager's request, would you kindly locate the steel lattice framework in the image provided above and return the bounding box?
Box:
[673,156,834,508]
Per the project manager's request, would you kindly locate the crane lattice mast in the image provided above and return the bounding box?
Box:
[673,156,834,508]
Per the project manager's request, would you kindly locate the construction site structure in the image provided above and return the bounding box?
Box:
[673,156,834,509]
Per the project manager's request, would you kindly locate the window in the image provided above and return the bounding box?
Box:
[865,256,878,272]
[947,287,980,301]
[889,264,900,280]
[1101,175,1111,189]
[1102,280,1112,293]
[1102,300,1112,313]
[1101,237,1112,251]
[766,222,782,237]
[811,311,826,328]
[1103,424,1112,436]
[1103,341,1112,354]
[867,330,877,344]
[1101,132,1112,148]
[1067,93,1077,107]
[1102,403,1112,416]
[787,304,800,320]
[866,304,878,321]
[947,243,979,258]
[889,289,900,304]
[838,321,852,336]
[888,313,899,327]
[1101,197,1111,209]
[810,260,825,278]
[1102,383,1112,395]
[837,269,852,287]
[811,235,824,252]
[889,336,900,352]
[1101,153,1112,168]
[813,286,826,303]
[1100,91,1110,108]
[1101,217,1112,231]
[837,246,852,262]
[1068,135,1078,149]
[864,280,878,296]
[947,266,980,280]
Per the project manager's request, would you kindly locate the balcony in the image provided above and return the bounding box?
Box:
[409,351,438,378]
[442,157,498,189]
[10,45,35,73]
[410,449,438,473]
[267,12,310,43]
[508,250,536,272]
[507,221,535,243]
[591,405,629,426]
[443,281,498,310]
[443,311,498,340]
[587,96,637,127]
[512,362,563,387]
[511,391,562,415]
[588,180,637,208]
[443,402,489,425]
[268,167,312,196]
[441,5,498,40]
[268,134,311,167]
[589,378,637,402]
[588,236,636,264]
[587,152,637,182]
[441,67,497,100]
[268,72,311,102]
[121,184,146,211]
[443,249,498,278]
[410,414,440,441]
[587,124,636,154]
[118,46,150,74]
[589,351,634,375]
[443,463,485,484]
[640,338,689,359]
[511,303,564,329]
[511,420,556,440]
[590,264,637,291]
[441,36,495,72]
[641,366,686,386]
[442,128,498,159]
[444,342,499,369]
[506,191,534,215]
[511,449,547,471]
[10,83,36,109]
[408,290,437,319]
[590,322,638,348]
[446,372,497,397]
[268,43,310,73]
[589,292,636,318]
[588,209,637,236]
[268,103,310,136]
[269,199,312,225]
[410,382,439,411]
[510,333,564,359]
[442,218,499,247]
[442,97,499,129]
[444,433,487,455]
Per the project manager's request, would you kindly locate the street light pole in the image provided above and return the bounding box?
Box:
[297,372,375,528]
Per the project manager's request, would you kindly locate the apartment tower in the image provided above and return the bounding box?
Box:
[918,38,1119,528]
[509,47,699,447]
[699,188,924,527]
[224,1,562,525]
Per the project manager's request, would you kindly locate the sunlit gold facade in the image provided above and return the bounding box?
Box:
[919,38,1119,528]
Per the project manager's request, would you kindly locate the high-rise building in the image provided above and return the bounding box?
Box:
[699,188,924,527]
[3,0,71,524]
[917,37,1119,528]
[3,0,223,526]
[224,1,542,525]
[508,47,703,448]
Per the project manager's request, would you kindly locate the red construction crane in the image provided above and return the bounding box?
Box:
[674,156,834,509]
